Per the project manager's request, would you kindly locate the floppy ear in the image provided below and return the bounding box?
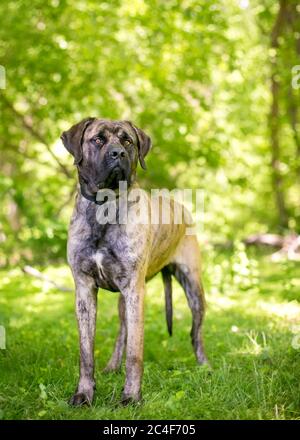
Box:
[60,117,95,165]
[126,121,152,170]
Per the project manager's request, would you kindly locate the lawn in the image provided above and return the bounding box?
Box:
[0,246,300,420]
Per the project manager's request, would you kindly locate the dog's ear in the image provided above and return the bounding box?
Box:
[61,117,95,165]
[126,121,152,170]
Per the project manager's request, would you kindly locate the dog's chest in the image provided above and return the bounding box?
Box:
[67,208,136,292]
[70,240,129,293]
[89,250,120,291]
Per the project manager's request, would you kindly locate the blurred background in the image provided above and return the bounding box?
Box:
[0,0,300,421]
[0,0,299,265]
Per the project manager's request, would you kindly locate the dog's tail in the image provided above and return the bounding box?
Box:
[161,267,173,336]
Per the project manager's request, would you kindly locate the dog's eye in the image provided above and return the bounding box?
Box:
[94,137,105,146]
[124,139,132,146]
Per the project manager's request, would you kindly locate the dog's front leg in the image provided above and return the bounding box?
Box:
[121,279,145,404]
[69,277,97,406]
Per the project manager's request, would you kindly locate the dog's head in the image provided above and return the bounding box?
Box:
[61,118,151,197]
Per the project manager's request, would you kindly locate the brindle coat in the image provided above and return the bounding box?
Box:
[61,118,208,405]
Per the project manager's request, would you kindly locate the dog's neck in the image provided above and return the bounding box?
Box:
[77,181,139,206]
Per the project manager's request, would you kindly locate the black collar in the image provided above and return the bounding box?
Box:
[80,186,123,206]
[80,188,102,205]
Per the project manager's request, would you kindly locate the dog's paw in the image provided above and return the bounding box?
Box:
[69,392,93,407]
[102,363,122,374]
[196,352,211,366]
[120,392,142,406]
[197,358,212,374]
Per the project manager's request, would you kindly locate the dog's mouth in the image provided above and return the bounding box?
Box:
[104,165,127,189]
[93,163,130,191]
[79,162,131,200]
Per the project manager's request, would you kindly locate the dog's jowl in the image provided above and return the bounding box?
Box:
[61,118,208,406]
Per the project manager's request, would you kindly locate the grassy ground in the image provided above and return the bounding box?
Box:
[0,246,300,420]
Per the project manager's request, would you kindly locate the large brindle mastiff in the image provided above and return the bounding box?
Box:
[61,118,208,405]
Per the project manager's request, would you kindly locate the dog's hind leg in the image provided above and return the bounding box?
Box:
[172,235,208,365]
[103,293,126,373]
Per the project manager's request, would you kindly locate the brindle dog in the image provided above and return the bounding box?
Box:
[61,118,208,406]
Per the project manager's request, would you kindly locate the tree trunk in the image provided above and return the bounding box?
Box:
[286,2,300,177]
[269,0,289,229]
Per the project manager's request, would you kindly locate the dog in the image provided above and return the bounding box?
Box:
[61,118,208,405]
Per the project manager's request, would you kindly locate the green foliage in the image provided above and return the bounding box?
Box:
[0,0,299,263]
[0,250,300,419]
[205,242,260,294]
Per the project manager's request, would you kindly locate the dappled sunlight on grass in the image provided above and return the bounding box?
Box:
[0,268,72,318]
[257,300,300,322]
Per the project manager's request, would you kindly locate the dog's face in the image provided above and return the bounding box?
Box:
[61,118,151,197]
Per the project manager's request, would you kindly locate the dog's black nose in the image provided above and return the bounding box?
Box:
[109,147,126,160]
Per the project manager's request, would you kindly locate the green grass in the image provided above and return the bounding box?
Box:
[0,247,300,420]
